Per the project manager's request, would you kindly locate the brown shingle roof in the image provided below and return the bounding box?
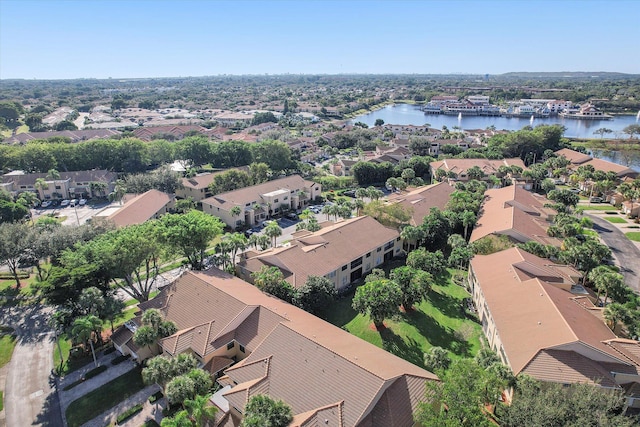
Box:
[386,182,455,226]
[471,248,626,376]
[238,216,399,287]
[470,185,560,245]
[107,189,173,227]
[202,175,316,210]
[430,158,526,176]
[555,148,592,165]
[134,267,437,426]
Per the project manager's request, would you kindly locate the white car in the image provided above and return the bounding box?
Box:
[40,200,51,208]
[60,199,70,207]
[79,198,87,206]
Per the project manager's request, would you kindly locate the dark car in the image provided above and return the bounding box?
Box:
[285,212,299,220]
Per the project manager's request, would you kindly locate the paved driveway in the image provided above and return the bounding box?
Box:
[1,304,62,427]
[588,214,640,294]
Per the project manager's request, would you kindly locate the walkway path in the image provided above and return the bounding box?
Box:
[0,303,62,427]
[80,384,161,427]
[587,213,640,294]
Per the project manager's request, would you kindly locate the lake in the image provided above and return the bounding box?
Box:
[351,103,640,140]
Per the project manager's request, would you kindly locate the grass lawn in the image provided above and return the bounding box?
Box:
[0,390,3,412]
[0,327,17,368]
[626,232,640,242]
[580,205,618,211]
[582,229,598,237]
[323,271,482,368]
[113,306,138,329]
[65,367,145,427]
[604,216,628,223]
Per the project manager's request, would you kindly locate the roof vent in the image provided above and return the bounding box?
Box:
[538,321,542,325]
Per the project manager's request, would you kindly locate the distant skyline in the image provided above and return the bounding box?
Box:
[1,0,639,80]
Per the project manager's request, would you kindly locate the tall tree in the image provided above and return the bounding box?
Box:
[71,315,102,367]
[240,395,293,427]
[184,393,218,427]
[0,222,33,287]
[157,211,224,270]
[352,279,402,328]
[389,266,431,311]
[264,220,282,248]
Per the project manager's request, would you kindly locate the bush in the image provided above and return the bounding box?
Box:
[111,354,131,365]
[116,403,143,424]
[148,391,163,403]
[0,271,29,280]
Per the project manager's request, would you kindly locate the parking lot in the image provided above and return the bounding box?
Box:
[31,200,115,226]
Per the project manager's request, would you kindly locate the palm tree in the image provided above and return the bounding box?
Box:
[34,178,48,200]
[46,169,61,180]
[160,410,193,427]
[226,232,248,265]
[461,210,477,240]
[603,303,630,332]
[400,225,425,252]
[264,221,282,248]
[354,199,365,216]
[184,393,217,427]
[230,206,242,228]
[71,315,102,367]
[89,181,107,198]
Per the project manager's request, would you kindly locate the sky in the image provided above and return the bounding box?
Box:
[1,0,639,80]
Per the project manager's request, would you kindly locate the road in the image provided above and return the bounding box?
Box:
[1,304,62,427]
[588,214,640,294]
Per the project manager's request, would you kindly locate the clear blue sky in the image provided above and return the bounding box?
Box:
[1,0,638,79]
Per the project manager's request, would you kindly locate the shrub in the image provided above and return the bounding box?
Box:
[116,403,143,424]
[0,271,29,280]
[111,354,131,365]
[148,391,163,403]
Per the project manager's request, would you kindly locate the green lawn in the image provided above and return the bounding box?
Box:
[582,229,598,237]
[0,328,17,368]
[626,232,640,242]
[0,390,3,412]
[65,367,145,427]
[604,217,628,224]
[323,272,482,368]
[580,205,618,211]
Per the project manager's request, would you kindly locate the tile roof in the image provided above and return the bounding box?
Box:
[1,169,117,187]
[555,148,638,178]
[3,129,121,144]
[135,267,437,426]
[202,175,316,210]
[238,216,400,288]
[107,189,172,227]
[555,148,592,165]
[429,158,526,176]
[181,167,250,190]
[470,185,560,245]
[471,247,626,376]
[386,182,455,226]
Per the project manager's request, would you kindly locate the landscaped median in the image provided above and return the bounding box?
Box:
[626,232,640,242]
[65,367,145,427]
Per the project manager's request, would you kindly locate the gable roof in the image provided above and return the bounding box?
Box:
[201,175,316,210]
[1,169,117,187]
[181,167,250,190]
[555,148,638,178]
[471,247,625,375]
[470,185,560,245]
[238,216,399,288]
[386,182,455,226]
[139,267,437,426]
[429,158,526,176]
[107,189,172,227]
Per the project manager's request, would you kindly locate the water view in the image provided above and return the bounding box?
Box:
[351,104,640,140]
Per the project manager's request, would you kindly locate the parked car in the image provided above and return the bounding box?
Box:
[569,188,581,194]
[60,199,70,207]
[70,199,78,207]
[589,197,603,203]
[79,198,87,206]
[40,200,51,208]
[286,212,299,220]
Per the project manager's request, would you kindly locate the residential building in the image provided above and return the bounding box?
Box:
[112,267,438,426]
[201,175,321,229]
[429,158,526,182]
[175,167,250,203]
[330,159,358,177]
[385,182,455,226]
[427,139,470,157]
[102,189,174,227]
[0,169,117,200]
[555,148,638,179]
[469,247,640,400]
[622,201,640,218]
[237,216,402,291]
[470,185,560,246]
[3,129,121,144]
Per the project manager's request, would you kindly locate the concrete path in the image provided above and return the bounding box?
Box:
[587,213,640,294]
[80,384,161,427]
[0,303,62,427]
[57,351,138,421]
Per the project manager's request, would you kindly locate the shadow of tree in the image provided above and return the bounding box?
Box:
[32,372,63,426]
[427,290,465,320]
[379,327,426,368]
[404,309,472,358]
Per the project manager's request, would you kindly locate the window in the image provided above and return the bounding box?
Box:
[227,341,234,350]
[55,185,61,190]
[384,241,394,251]
[351,257,362,269]
[366,252,371,258]
[239,345,245,353]
[274,198,279,203]
[341,265,347,271]
[396,237,401,242]
[377,247,381,252]
[245,203,251,207]
[327,271,336,278]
